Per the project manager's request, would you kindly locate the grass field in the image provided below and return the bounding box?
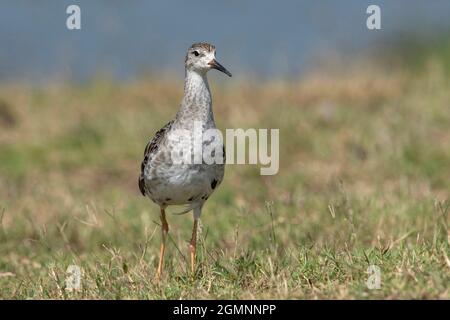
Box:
[0,56,449,299]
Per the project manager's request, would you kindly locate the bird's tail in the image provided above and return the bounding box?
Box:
[172,203,197,215]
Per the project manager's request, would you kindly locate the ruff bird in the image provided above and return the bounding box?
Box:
[139,42,232,279]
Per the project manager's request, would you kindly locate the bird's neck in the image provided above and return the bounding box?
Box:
[176,69,215,128]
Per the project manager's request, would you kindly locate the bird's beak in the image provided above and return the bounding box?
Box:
[208,59,232,77]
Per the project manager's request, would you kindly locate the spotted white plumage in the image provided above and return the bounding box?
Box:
[138,42,232,279]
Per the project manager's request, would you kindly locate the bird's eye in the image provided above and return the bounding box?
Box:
[193,51,199,57]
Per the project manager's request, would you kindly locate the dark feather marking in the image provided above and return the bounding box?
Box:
[138,120,174,196]
[222,145,226,164]
[211,179,217,190]
[138,177,146,196]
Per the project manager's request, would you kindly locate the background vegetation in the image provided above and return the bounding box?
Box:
[0,44,449,299]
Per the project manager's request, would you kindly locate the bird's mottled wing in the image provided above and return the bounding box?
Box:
[138,120,174,196]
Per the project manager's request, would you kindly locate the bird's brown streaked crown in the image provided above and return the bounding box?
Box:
[190,42,215,52]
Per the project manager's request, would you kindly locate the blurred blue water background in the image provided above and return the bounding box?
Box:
[0,0,449,82]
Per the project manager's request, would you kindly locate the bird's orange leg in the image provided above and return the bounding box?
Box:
[155,207,169,281]
[189,219,198,275]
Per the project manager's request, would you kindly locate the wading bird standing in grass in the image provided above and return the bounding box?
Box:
[138,42,232,280]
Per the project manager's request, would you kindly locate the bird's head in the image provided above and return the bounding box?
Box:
[185,42,232,77]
